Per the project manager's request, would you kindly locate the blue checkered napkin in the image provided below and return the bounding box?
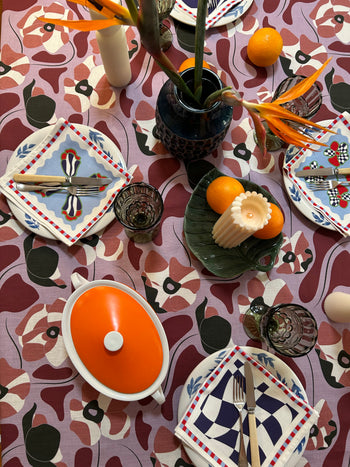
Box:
[175,346,318,467]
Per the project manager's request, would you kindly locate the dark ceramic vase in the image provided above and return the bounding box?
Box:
[155,68,233,161]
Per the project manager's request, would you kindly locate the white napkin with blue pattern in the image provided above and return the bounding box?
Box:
[0,118,132,246]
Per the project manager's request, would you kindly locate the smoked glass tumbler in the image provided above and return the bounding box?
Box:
[114,182,164,243]
[243,299,318,357]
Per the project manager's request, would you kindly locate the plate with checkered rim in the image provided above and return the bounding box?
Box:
[177,346,307,467]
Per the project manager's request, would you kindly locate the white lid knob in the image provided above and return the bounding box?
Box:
[104,331,124,352]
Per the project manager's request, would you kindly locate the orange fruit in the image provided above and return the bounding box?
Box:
[206,176,245,214]
[247,28,283,67]
[178,57,210,73]
[253,203,284,239]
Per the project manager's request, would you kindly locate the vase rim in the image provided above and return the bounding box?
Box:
[174,67,224,113]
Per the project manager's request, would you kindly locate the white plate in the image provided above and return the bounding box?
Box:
[171,0,253,27]
[6,124,127,240]
[177,346,307,467]
[283,120,335,232]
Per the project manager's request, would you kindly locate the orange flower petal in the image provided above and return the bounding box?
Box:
[73,0,133,21]
[38,17,122,31]
[248,108,267,157]
[273,58,332,105]
[256,103,332,132]
[266,120,307,147]
[265,116,328,147]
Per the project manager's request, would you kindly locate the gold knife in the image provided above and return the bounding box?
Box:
[244,362,260,467]
[295,167,350,178]
[13,174,112,186]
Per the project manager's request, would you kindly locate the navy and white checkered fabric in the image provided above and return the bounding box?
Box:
[176,346,319,467]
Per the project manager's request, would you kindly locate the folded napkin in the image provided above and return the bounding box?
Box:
[0,118,133,246]
[284,112,350,236]
[176,346,318,467]
[175,0,242,29]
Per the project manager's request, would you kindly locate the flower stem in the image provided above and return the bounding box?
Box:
[194,0,207,100]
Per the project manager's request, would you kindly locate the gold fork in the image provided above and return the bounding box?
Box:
[16,183,102,196]
[233,375,248,467]
[307,180,350,191]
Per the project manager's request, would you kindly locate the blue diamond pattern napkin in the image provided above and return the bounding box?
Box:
[0,118,133,245]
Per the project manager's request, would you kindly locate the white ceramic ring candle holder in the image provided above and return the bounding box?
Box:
[212,191,271,248]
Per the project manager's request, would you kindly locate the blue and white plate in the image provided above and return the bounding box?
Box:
[284,140,334,231]
[5,123,130,241]
[283,114,350,234]
[178,346,308,467]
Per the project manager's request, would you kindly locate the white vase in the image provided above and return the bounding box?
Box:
[90,8,131,87]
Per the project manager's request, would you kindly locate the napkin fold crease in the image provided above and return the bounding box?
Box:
[175,346,318,467]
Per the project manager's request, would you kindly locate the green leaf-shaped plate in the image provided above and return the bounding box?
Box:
[184,169,283,277]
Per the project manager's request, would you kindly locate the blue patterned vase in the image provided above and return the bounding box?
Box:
[155,68,233,161]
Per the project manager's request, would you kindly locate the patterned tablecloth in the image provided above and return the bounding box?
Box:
[1,1,350,466]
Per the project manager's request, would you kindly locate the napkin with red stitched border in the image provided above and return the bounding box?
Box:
[175,0,242,28]
[0,118,133,246]
[284,112,350,236]
[176,346,318,467]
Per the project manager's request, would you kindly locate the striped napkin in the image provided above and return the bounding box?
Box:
[175,346,318,467]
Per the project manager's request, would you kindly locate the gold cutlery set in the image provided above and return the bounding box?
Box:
[13,173,112,196]
[296,167,350,191]
[15,184,102,196]
[233,363,261,467]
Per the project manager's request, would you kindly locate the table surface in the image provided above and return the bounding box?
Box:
[1,1,350,466]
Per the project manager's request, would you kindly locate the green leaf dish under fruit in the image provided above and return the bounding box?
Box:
[183,168,283,277]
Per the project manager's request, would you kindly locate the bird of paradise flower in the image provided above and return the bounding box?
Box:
[39,0,334,156]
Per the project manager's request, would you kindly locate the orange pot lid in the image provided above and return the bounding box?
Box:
[70,285,164,394]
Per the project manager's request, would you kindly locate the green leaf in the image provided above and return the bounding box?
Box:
[203,86,232,108]
[183,169,283,277]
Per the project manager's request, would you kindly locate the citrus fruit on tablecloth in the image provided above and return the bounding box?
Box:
[247,28,283,67]
[178,57,210,72]
[253,202,284,239]
[206,176,245,214]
